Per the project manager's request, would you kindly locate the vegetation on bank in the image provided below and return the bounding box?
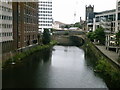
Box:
[3,41,57,68]
[85,39,120,88]
[87,27,105,45]
[95,58,120,88]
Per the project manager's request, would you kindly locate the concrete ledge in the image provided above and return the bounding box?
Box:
[94,44,120,68]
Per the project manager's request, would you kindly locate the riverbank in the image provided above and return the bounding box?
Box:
[84,39,120,88]
[95,45,120,68]
[2,41,57,69]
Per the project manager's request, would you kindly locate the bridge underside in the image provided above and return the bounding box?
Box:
[52,35,85,46]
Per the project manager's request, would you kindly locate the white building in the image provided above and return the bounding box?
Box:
[92,0,120,52]
[52,21,65,30]
[0,1,13,53]
[39,0,53,32]
[93,9,116,32]
[116,0,120,33]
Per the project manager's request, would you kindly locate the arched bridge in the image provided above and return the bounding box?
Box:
[52,30,86,46]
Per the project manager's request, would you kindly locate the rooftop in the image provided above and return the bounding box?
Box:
[95,9,116,15]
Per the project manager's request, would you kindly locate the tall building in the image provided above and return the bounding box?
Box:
[13,2,39,50]
[0,2,13,53]
[93,9,117,50]
[39,0,52,31]
[85,5,94,21]
[116,0,120,32]
[85,5,95,31]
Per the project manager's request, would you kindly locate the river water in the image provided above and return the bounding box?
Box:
[3,45,108,88]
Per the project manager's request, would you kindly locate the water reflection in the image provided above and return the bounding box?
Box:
[3,46,108,88]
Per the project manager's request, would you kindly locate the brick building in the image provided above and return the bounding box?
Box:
[13,2,39,50]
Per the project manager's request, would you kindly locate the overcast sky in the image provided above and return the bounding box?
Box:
[52,0,116,24]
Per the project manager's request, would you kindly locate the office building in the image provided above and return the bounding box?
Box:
[0,2,13,53]
[86,0,120,52]
[39,0,52,32]
[116,0,120,32]
[85,5,95,31]
[93,9,116,32]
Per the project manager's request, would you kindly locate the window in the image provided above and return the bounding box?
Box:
[118,1,120,5]
[118,7,120,11]
[118,13,120,20]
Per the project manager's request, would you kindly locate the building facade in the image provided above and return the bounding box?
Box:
[93,9,116,32]
[93,9,118,51]
[85,5,95,31]
[116,0,120,32]
[0,2,13,53]
[39,0,52,32]
[52,21,65,30]
[87,0,120,53]
[13,2,39,50]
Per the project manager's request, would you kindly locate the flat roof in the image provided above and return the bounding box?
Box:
[95,9,116,15]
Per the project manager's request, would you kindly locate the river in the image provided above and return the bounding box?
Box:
[2,45,108,88]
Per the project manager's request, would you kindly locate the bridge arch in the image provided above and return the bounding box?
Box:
[69,35,85,46]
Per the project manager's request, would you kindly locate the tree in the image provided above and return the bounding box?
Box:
[74,22,82,28]
[42,29,51,44]
[87,32,96,42]
[94,27,105,45]
[64,25,71,29]
[116,31,120,46]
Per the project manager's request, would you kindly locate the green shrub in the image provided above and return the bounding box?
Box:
[3,41,57,68]
[95,58,120,88]
[42,29,51,44]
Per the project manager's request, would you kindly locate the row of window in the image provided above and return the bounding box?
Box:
[40,4,52,7]
[40,24,52,26]
[39,14,52,17]
[39,17,52,20]
[0,32,12,37]
[24,26,38,31]
[24,17,38,24]
[40,2,52,4]
[95,15,116,22]
[0,24,12,28]
[24,9,38,17]
[39,8,52,10]
[0,15,12,20]
[0,6,12,12]
[39,11,52,13]
[24,35,37,41]
[25,2,38,9]
[118,7,120,11]
[39,21,52,23]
